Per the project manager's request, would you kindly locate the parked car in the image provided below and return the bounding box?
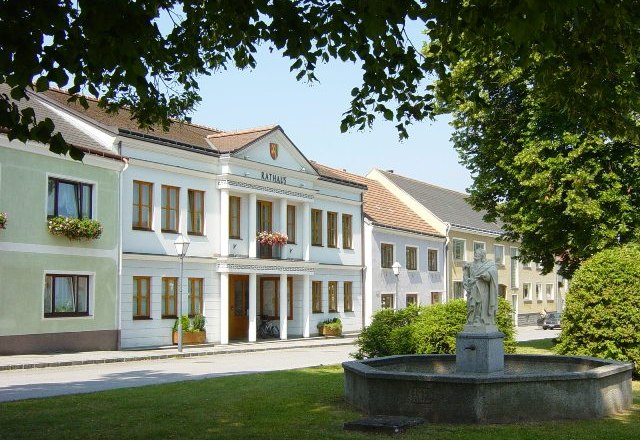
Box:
[542,312,561,330]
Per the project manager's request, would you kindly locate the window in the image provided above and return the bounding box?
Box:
[342,214,353,249]
[381,243,394,268]
[188,190,204,235]
[453,239,465,261]
[544,283,554,301]
[48,177,92,219]
[161,185,180,233]
[428,249,438,271]
[494,244,505,265]
[473,241,486,253]
[453,281,464,299]
[133,276,151,319]
[287,205,296,243]
[311,209,323,246]
[535,283,543,301]
[312,281,322,313]
[189,278,204,316]
[406,293,418,307]
[344,281,353,312]
[405,246,417,270]
[510,247,520,287]
[381,293,394,309]
[327,211,338,248]
[162,277,178,318]
[328,281,338,312]
[431,292,442,304]
[229,196,241,238]
[522,282,531,300]
[44,274,89,317]
[132,181,153,230]
[259,277,293,319]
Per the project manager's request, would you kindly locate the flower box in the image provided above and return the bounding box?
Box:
[319,326,342,337]
[172,330,206,345]
[48,216,103,240]
[0,212,6,230]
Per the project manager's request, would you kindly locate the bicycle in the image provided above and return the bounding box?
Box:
[257,316,280,339]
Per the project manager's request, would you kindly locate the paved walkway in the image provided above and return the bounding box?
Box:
[0,335,357,371]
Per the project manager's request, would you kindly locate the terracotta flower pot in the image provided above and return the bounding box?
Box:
[172,330,206,345]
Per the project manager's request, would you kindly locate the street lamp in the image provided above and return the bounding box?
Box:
[392,261,401,309]
[174,233,190,352]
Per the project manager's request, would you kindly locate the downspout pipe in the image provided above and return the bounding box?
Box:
[116,141,128,349]
[444,223,451,302]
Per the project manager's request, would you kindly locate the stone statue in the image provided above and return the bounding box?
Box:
[462,248,499,326]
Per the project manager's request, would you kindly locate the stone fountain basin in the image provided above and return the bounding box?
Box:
[343,354,633,424]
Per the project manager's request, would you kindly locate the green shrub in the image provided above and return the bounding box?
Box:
[191,314,206,332]
[555,244,640,377]
[354,299,515,359]
[353,305,421,359]
[173,315,191,332]
[317,317,342,332]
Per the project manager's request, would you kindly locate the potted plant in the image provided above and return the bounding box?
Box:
[0,212,6,229]
[172,314,207,345]
[317,317,342,337]
[48,216,103,240]
[256,231,288,246]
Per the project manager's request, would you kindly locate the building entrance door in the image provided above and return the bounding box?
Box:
[229,275,249,339]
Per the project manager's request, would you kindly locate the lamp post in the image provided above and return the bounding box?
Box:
[174,233,190,352]
[392,261,401,309]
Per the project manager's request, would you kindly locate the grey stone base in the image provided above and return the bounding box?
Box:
[0,330,119,355]
[456,330,505,373]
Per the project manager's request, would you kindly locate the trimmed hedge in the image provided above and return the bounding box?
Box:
[555,244,640,377]
[354,299,516,360]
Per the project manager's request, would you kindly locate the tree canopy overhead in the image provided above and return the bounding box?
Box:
[2,1,639,275]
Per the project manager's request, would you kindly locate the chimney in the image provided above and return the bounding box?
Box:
[386,169,394,173]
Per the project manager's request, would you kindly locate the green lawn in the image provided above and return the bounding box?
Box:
[0,342,637,440]
[515,337,556,355]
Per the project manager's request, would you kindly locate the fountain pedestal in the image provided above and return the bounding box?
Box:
[455,325,504,374]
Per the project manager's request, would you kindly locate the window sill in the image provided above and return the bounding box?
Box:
[133,316,152,320]
[523,300,533,303]
[188,232,205,237]
[312,311,323,314]
[132,226,153,232]
[230,236,242,240]
[44,313,90,318]
[312,244,323,247]
[327,245,337,249]
[162,315,178,319]
[162,230,179,234]
[546,299,555,302]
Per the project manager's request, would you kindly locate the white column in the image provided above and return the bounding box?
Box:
[248,273,257,342]
[279,273,288,340]
[279,198,288,259]
[249,193,257,258]
[220,189,229,257]
[302,274,310,337]
[302,202,311,261]
[220,273,229,344]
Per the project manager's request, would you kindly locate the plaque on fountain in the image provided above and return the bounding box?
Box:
[456,248,504,373]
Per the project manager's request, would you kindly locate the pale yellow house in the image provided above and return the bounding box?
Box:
[368,169,565,326]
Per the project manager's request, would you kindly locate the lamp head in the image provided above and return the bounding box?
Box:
[174,234,190,257]
[392,261,401,276]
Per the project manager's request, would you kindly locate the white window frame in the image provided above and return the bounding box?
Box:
[405,245,418,271]
[494,244,505,265]
[42,270,95,319]
[453,280,465,300]
[535,283,543,301]
[473,241,486,253]
[380,242,395,269]
[380,292,395,310]
[452,238,466,261]
[522,282,532,301]
[545,283,554,300]
[405,292,419,307]
[427,248,439,272]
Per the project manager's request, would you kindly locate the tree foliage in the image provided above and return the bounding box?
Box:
[555,244,640,377]
[2,1,638,175]
[353,299,515,360]
[425,1,640,276]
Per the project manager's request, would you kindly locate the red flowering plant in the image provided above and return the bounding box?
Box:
[256,231,288,246]
[48,216,103,240]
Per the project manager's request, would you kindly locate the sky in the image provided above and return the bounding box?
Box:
[189,21,473,193]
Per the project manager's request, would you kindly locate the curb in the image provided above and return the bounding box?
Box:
[0,337,357,371]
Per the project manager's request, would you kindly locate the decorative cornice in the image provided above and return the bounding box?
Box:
[218,179,314,201]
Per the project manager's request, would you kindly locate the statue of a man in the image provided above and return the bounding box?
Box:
[462,248,499,326]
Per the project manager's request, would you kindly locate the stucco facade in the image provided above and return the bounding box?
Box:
[0,139,123,354]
